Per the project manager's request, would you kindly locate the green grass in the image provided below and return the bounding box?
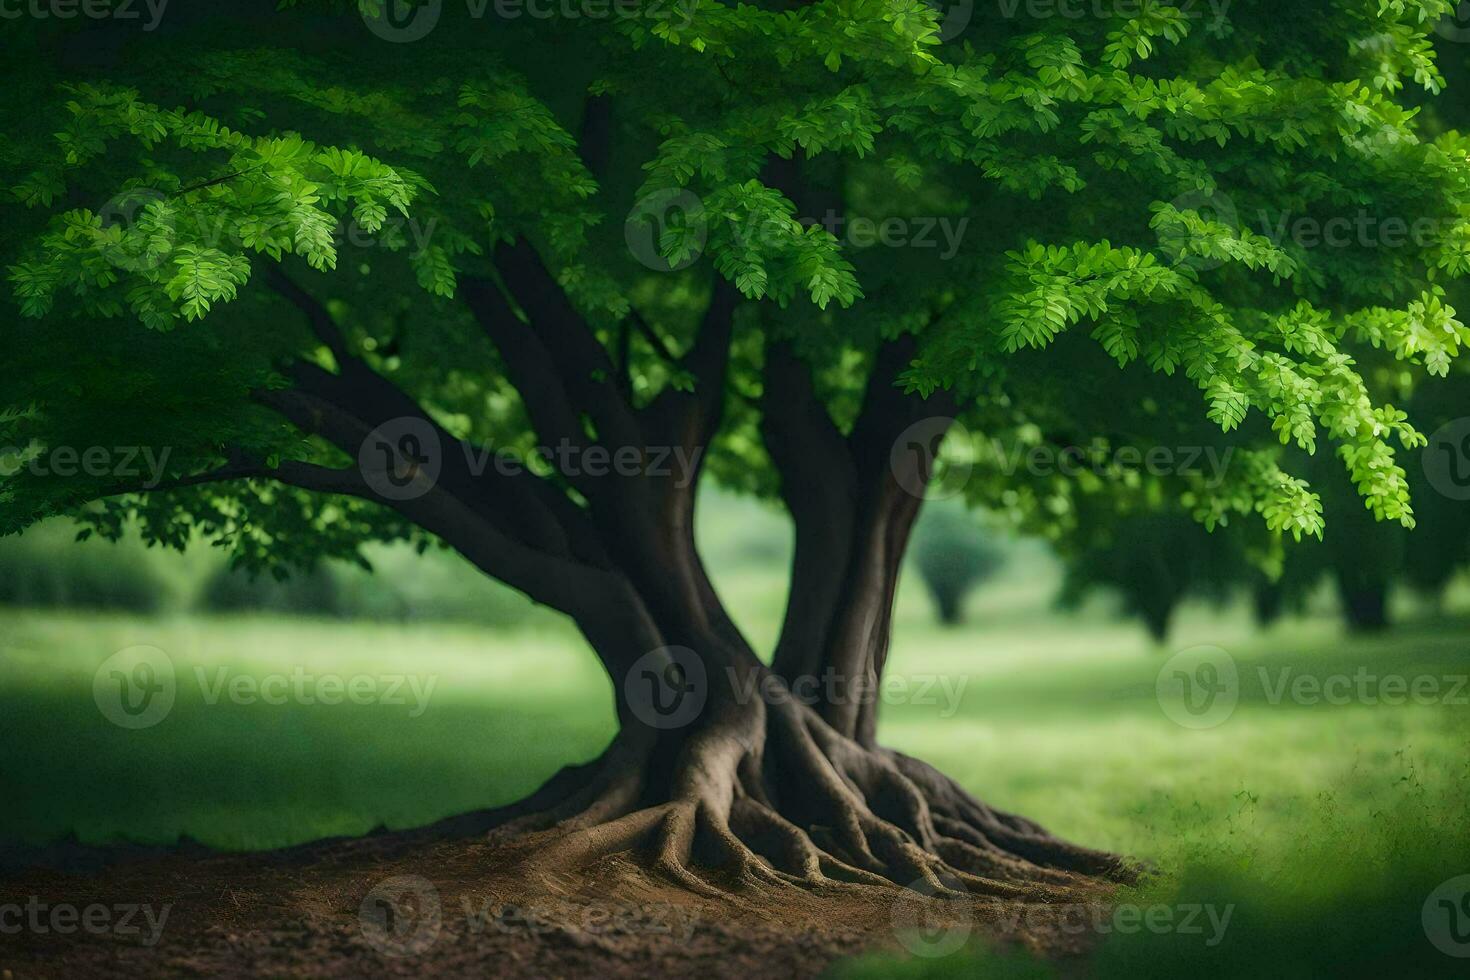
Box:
[2,561,1468,976]
[0,613,616,849]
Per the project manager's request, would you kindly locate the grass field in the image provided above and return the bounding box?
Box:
[2,546,1469,975]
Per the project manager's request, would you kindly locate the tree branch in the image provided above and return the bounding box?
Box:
[627,308,680,366]
[490,240,644,448]
[265,265,350,365]
[578,93,614,180]
[460,273,596,457]
[762,338,859,681]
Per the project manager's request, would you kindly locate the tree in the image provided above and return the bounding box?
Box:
[1398,370,1470,612]
[1286,451,1406,631]
[910,501,1005,626]
[1252,365,1470,632]
[1057,509,1250,644]
[5,2,1470,898]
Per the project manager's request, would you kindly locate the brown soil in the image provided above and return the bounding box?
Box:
[0,829,1111,979]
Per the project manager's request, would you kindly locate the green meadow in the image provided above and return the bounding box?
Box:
[3,499,1468,976]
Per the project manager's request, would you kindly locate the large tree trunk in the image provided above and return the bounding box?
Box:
[252,210,1134,899]
[448,577,1135,899]
[426,284,1132,895]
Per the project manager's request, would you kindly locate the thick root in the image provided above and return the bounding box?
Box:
[476,698,1136,904]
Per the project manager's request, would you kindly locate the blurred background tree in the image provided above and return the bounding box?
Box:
[909,500,1006,626]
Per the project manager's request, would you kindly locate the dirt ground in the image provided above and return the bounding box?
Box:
[0,830,1108,979]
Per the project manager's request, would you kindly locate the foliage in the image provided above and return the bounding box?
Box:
[0,519,541,625]
[1056,508,1252,643]
[0,520,170,613]
[910,500,1006,625]
[3,2,1470,591]
[1247,366,1470,630]
[199,561,345,617]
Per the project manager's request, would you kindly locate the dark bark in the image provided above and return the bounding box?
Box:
[175,241,1133,899]
[763,334,956,745]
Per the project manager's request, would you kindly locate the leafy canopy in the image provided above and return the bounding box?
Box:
[4,1,1470,573]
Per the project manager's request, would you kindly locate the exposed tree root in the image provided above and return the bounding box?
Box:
[483,696,1141,905]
